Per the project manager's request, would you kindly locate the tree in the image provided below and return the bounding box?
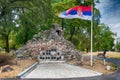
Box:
[93,23,115,51]
[0,0,17,52]
[0,0,53,51]
[14,0,53,46]
[52,0,101,51]
[116,42,120,52]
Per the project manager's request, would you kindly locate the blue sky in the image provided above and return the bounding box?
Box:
[96,0,120,38]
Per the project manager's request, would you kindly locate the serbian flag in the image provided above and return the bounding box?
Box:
[58,6,92,20]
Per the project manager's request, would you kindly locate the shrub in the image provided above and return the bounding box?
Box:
[0,53,12,66]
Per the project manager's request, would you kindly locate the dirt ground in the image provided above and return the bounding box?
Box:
[68,58,117,74]
[0,59,117,78]
[0,59,36,78]
[82,59,117,74]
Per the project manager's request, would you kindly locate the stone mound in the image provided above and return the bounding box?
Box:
[15,23,81,61]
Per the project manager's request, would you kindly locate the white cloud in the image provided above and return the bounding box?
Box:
[113,23,120,29]
[110,23,120,37]
[96,0,120,38]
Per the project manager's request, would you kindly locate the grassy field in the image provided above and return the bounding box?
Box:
[106,52,120,59]
[86,51,120,59]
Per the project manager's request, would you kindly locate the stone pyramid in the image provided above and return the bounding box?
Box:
[15,23,81,61]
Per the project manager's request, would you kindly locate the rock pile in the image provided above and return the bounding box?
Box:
[15,23,81,61]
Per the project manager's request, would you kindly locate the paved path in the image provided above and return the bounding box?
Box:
[106,58,120,67]
[24,62,102,79]
[88,56,120,67]
[23,57,120,80]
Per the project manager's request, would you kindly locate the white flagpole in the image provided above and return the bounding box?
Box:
[90,1,93,66]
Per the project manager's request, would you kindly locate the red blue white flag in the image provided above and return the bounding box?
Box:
[58,6,92,20]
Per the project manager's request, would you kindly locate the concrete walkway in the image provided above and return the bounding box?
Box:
[24,62,102,79]
[22,57,120,80]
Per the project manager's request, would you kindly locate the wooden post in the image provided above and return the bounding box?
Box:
[61,18,64,30]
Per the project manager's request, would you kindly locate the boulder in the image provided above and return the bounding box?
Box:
[0,65,13,73]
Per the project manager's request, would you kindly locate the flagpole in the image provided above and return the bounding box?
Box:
[90,0,94,66]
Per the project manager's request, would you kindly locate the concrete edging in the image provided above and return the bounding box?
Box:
[16,62,38,79]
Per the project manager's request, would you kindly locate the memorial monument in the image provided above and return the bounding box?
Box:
[15,23,81,62]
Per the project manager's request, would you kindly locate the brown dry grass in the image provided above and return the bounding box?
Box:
[0,59,36,78]
[82,59,117,74]
[106,52,120,59]
[78,51,119,74]
[86,51,120,59]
